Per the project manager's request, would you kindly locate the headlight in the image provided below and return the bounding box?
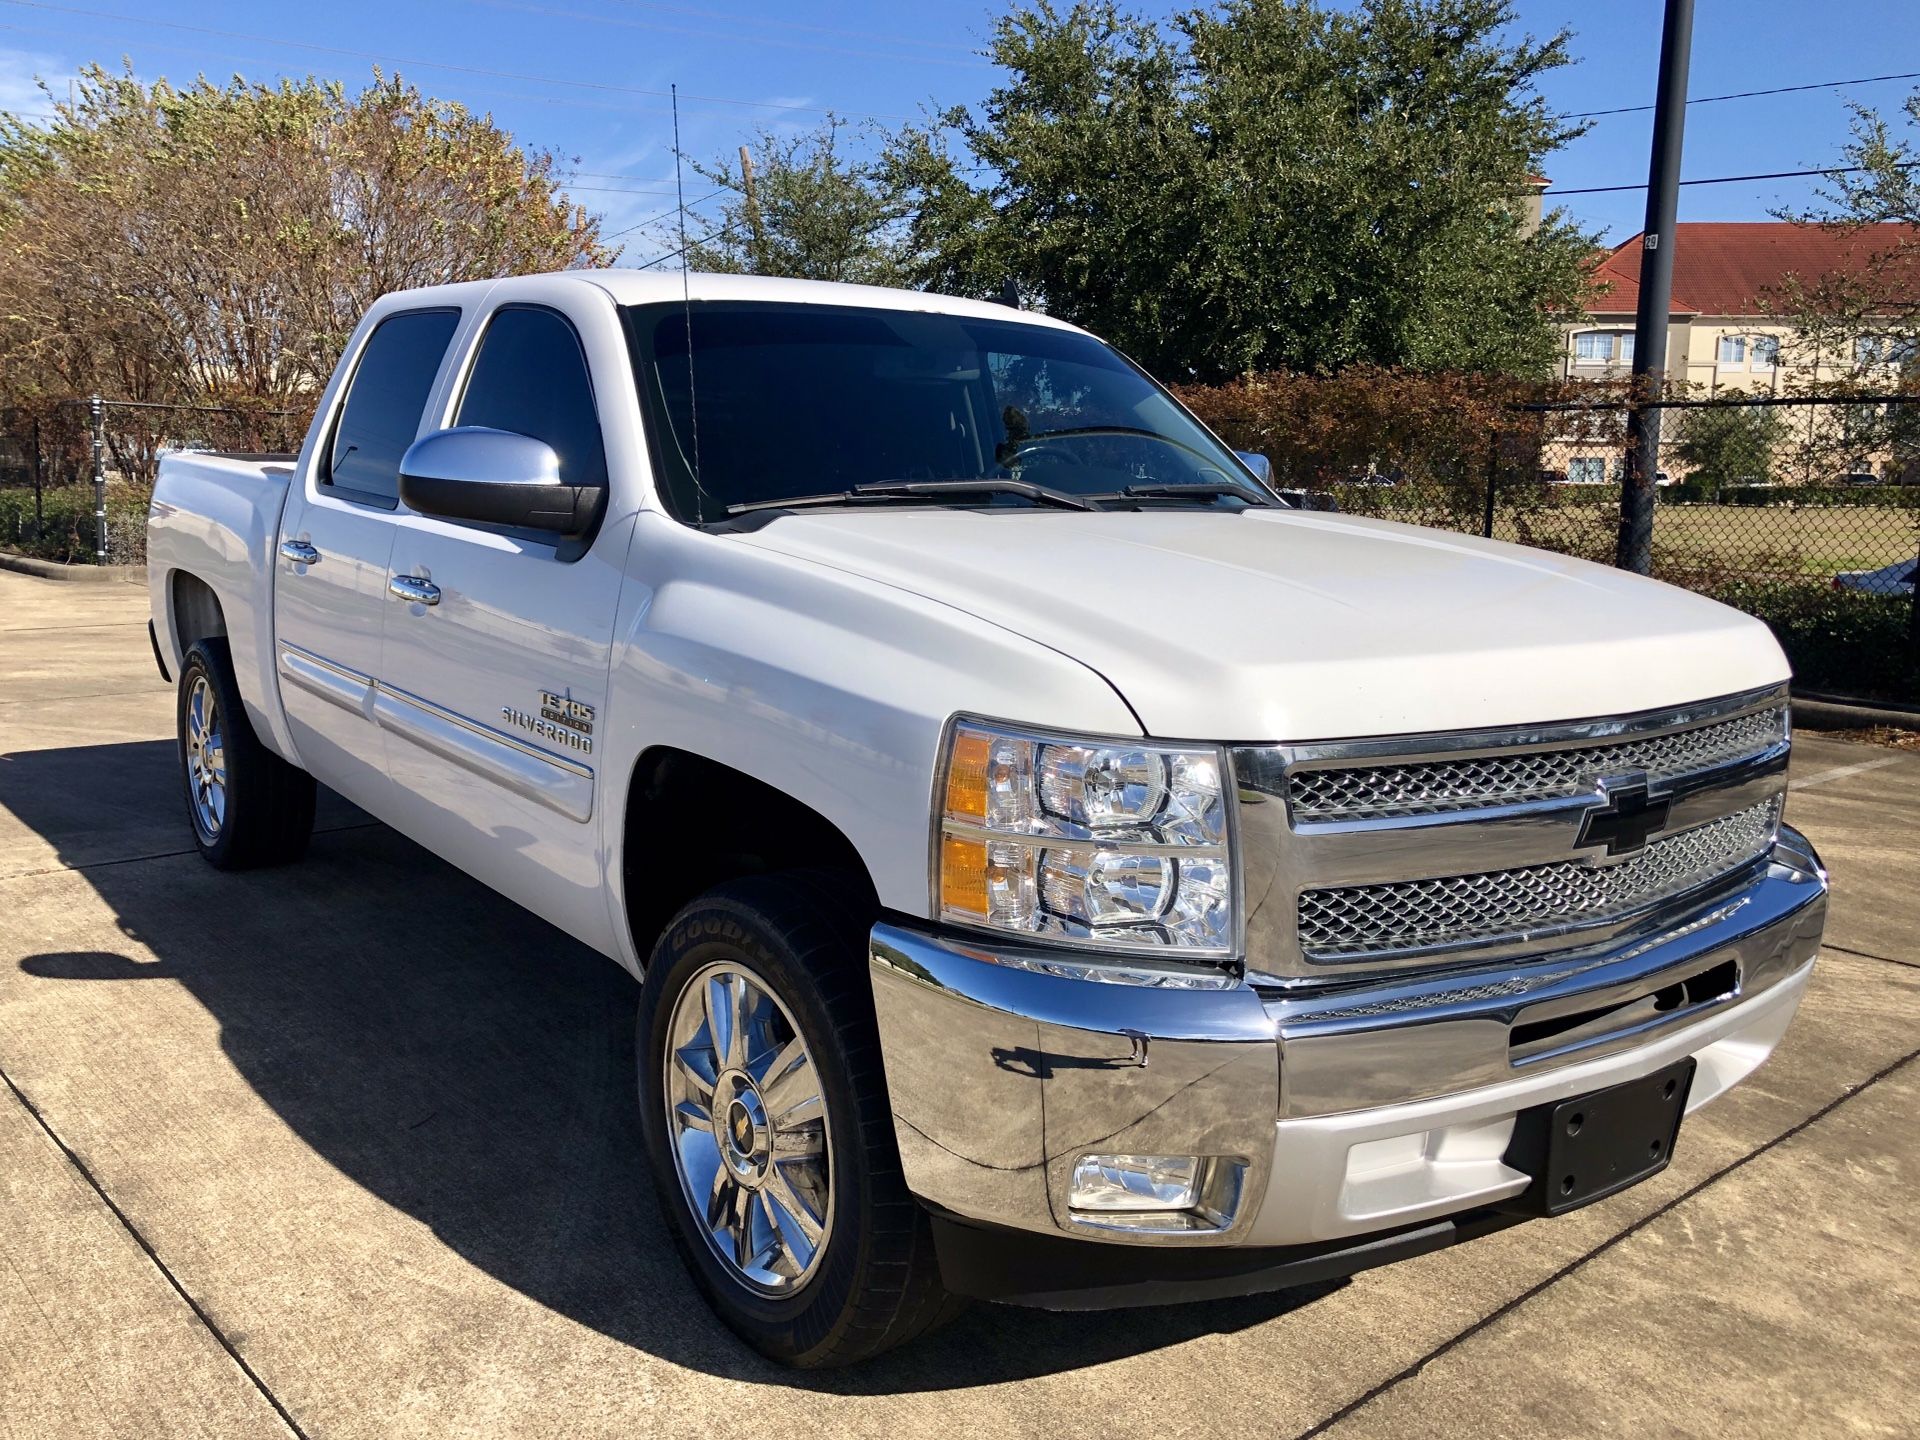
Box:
[934,719,1235,955]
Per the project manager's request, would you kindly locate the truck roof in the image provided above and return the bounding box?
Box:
[374,268,1083,331]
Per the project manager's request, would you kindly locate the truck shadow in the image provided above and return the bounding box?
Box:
[5,741,1339,1395]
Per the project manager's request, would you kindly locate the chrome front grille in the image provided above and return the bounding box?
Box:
[1286,704,1786,823]
[1295,797,1781,961]
[1230,686,1793,981]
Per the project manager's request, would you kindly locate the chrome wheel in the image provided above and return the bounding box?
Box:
[663,961,833,1295]
[184,674,227,841]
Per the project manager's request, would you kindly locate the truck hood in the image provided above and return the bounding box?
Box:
[736,508,1789,740]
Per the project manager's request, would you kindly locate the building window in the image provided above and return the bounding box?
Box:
[1857,334,1918,366]
[1567,456,1609,485]
[1717,335,1746,367]
[1619,334,1634,364]
[1750,335,1779,369]
[1575,332,1614,363]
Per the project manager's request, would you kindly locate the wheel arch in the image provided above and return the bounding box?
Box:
[618,746,881,972]
[168,569,229,661]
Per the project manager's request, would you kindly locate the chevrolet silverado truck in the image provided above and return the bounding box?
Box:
[147,272,1827,1367]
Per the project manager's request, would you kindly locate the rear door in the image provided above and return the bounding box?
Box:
[373,285,637,951]
[275,305,462,814]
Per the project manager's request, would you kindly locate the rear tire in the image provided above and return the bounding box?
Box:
[636,871,962,1367]
[176,638,316,870]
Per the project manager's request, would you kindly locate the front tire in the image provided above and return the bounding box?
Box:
[636,872,960,1367]
[176,638,316,869]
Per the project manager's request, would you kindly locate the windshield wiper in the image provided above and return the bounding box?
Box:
[1083,482,1278,507]
[727,479,1102,517]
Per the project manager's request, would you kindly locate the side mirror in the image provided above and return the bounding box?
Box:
[398,427,601,536]
[1234,450,1274,485]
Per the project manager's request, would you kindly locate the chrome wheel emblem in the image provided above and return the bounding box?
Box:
[184,675,227,842]
[663,962,832,1294]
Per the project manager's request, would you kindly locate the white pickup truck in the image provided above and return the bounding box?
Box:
[147,271,1827,1367]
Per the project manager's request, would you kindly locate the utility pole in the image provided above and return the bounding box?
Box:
[739,145,769,271]
[1618,0,1695,575]
[89,394,106,564]
[30,416,43,536]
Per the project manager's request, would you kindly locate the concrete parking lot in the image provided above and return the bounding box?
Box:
[2,564,1916,1440]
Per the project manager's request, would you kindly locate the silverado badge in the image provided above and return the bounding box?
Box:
[501,689,595,755]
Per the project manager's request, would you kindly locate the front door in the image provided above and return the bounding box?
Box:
[374,293,635,953]
[274,306,462,815]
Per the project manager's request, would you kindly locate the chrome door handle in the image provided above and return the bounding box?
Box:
[388,575,441,606]
[279,539,319,566]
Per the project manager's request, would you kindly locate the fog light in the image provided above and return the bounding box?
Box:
[1069,1154,1205,1212]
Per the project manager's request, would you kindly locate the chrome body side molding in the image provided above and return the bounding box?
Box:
[278,643,373,717]
[279,641,594,822]
[371,681,594,823]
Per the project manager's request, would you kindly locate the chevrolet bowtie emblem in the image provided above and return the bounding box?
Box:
[1577,774,1672,857]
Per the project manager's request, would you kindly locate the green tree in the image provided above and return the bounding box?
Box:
[1773,87,1920,384]
[680,118,913,285]
[890,0,1597,381]
[1671,406,1782,499]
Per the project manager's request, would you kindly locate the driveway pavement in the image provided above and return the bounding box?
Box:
[1,566,1916,1440]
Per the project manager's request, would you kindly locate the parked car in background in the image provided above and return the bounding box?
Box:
[1833,558,1918,596]
[147,271,1827,1368]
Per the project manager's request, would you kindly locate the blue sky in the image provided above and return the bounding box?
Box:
[0,0,1916,264]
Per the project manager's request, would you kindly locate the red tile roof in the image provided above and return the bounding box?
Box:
[1586,222,1917,318]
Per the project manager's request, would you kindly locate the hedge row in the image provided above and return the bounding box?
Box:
[1696,578,1918,704]
[1697,485,1920,508]
[0,483,149,565]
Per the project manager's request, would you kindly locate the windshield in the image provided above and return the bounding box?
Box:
[622,301,1269,521]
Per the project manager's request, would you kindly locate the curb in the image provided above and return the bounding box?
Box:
[0,551,144,583]
[1791,694,1920,733]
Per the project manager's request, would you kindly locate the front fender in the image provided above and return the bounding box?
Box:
[597,513,1140,973]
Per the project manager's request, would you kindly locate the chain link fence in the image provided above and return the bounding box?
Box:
[4,389,1916,706]
[0,398,306,566]
[1261,394,1920,707]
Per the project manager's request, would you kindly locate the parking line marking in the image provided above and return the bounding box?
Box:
[1292,1045,1920,1440]
[0,1065,308,1439]
[1788,755,1902,792]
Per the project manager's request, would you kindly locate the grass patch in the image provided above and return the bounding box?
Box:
[1653,503,1919,579]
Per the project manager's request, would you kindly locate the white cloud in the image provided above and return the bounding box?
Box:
[0,45,78,120]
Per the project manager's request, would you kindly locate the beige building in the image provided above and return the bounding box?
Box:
[1546,222,1920,486]
[1562,221,1915,392]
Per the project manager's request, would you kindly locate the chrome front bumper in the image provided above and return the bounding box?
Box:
[868,827,1826,1251]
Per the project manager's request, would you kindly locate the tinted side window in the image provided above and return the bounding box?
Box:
[327,309,460,503]
[455,307,608,489]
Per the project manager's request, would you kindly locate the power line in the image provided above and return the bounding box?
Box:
[0,0,918,120]
[0,21,671,127]
[560,183,684,196]
[558,169,678,183]
[594,0,978,53]
[631,218,736,269]
[1544,161,1917,196]
[468,0,989,70]
[600,186,731,244]
[1560,69,1920,120]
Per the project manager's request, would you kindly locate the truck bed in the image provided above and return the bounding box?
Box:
[147,449,301,763]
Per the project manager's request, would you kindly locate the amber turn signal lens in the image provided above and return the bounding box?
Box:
[944,727,991,822]
[939,833,990,917]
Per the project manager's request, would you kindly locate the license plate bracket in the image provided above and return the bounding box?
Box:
[1498,1057,1696,1217]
